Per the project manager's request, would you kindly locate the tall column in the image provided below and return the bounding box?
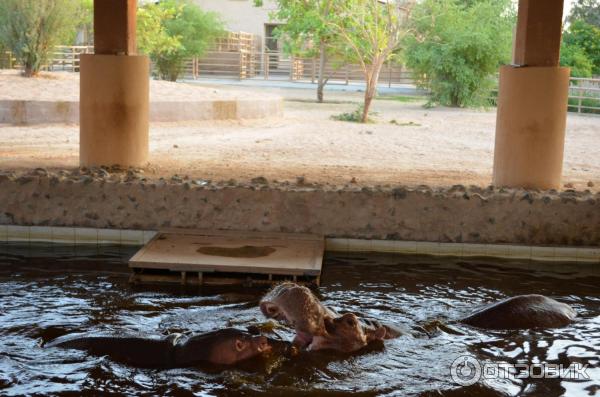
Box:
[80,0,149,168]
[492,0,569,190]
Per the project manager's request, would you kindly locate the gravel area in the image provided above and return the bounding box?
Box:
[0,72,599,190]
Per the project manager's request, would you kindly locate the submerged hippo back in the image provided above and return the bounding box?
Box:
[461,294,577,330]
[46,335,177,368]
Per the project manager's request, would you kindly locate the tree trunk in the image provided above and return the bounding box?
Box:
[22,64,36,78]
[361,59,387,123]
[316,40,327,103]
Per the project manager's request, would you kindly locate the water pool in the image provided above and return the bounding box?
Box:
[0,244,598,396]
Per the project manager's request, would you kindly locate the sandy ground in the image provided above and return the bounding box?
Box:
[1,72,599,189]
[0,70,274,101]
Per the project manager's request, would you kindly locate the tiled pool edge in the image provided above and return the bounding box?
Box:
[0,225,156,246]
[1,225,599,264]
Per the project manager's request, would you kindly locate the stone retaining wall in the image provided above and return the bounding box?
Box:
[1,170,599,246]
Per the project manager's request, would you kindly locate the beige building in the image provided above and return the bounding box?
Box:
[193,0,281,51]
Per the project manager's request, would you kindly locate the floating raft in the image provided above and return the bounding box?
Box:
[129,228,324,286]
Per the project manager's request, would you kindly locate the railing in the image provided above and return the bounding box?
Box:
[1,46,93,72]
[48,45,94,72]
[179,49,414,86]
[568,77,600,114]
[488,76,600,114]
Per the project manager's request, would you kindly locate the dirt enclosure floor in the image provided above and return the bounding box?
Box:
[1,72,599,190]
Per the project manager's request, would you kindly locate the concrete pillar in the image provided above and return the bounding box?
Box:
[79,0,149,168]
[492,0,569,190]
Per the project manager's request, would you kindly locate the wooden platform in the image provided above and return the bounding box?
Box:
[129,229,324,286]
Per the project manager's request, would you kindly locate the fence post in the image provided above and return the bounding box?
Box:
[388,62,392,88]
[264,52,269,80]
[311,58,316,84]
[290,56,294,81]
[578,87,583,113]
[345,65,349,85]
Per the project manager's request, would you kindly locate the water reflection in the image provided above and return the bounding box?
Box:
[0,245,598,396]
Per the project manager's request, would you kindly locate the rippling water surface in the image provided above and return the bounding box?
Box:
[0,244,598,396]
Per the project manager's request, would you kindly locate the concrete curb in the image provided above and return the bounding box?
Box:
[0,98,283,124]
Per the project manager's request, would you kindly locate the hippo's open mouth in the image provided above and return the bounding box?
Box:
[293,331,314,348]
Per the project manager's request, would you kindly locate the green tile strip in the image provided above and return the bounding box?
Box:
[2,225,599,264]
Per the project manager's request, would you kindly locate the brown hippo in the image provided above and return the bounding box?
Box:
[260,284,578,353]
[460,294,577,330]
[45,328,273,368]
[260,283,389,352]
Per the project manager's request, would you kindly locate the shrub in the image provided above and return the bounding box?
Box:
[560,43,594,77]
[331,104,378,123]
[562,20,600,75]
[0,0,79,77]
[137,0,224,81]
[404,0,514,107]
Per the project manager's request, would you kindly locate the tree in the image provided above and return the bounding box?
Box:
[137,0,224,81]
[0,0,79,77]
[404,0,514,107]
[568,0,600,28]
[562,20,600,76]
[326,0,415,122]
[254,0,342,103]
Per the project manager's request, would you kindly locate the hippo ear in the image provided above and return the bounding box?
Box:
[367,326,386,342]
[235,339,245,352]
[260,302,279,318]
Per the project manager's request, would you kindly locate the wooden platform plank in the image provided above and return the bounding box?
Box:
[129,229,324,277]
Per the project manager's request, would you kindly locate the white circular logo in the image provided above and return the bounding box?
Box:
[450,355,482,386]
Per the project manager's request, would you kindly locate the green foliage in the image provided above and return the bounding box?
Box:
[137,0,224,81]
[404,0,514,107]
[326,0,414,122]
[560,42,594,77]
[255,0,346,102]
[562,21,600,75]
[377,95,425,103]
[331,104,377,123]
[260,0,337,58]
[72,0,93,45]
[0,0,79,76]
[567,0,600,28]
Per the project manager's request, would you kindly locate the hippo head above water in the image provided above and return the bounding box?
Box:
[260,283,386,353]
[180,328,273,366]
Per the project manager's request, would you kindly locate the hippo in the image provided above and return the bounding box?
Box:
[45,328,273,368]
[260,284,578,352]
[260,283,389,352]
[460,294,577,330]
